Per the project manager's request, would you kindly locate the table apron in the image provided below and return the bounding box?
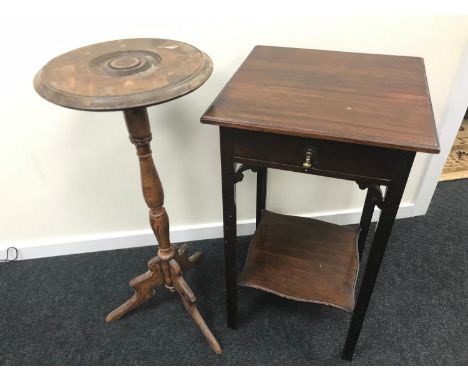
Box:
[230,129,404,185]
[233,156,390,185]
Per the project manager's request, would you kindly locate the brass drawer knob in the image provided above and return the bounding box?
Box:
[303,147,316,169]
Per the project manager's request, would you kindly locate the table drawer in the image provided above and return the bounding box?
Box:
[232,129,400,183]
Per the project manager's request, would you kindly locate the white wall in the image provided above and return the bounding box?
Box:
[1,4,467,258]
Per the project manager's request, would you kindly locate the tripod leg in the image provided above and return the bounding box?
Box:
[175,243,203,271]
[106,257,164,322]
[170,260,222,354]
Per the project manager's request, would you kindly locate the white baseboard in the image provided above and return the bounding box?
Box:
[1,203,414,261]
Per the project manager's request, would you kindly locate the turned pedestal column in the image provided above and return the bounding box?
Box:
[34,38,221,353]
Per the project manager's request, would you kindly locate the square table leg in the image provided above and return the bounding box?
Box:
[342,151,415,360]
[220,127,239,329]
[357,184,384,260]
[256,168,268,227]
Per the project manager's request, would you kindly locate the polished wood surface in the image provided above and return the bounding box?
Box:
[202,46,439,153]
[34,38,212,111]
[205,46,439,360]
[239,210,359,311]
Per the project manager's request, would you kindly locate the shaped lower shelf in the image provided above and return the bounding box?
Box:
[238,210,359,312]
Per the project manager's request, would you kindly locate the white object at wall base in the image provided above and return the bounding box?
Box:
[1,203,414,262]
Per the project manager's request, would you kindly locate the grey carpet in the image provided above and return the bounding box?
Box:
[0,180,467,365]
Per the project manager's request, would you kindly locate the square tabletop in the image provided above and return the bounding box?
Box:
[201,46,440,153]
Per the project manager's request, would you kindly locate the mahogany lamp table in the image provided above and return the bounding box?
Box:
[201,46,440,360]
[34,38,221,354]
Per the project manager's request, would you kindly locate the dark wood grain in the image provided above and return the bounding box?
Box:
[202,46,439,153]
[239,210,359,312]
[204,45,439,360]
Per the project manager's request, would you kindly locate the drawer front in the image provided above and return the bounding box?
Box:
[232,129,400,183]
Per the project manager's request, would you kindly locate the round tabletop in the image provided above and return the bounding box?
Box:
[34,38,213,111]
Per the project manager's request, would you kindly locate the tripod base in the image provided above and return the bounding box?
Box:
[106,244,222,354]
